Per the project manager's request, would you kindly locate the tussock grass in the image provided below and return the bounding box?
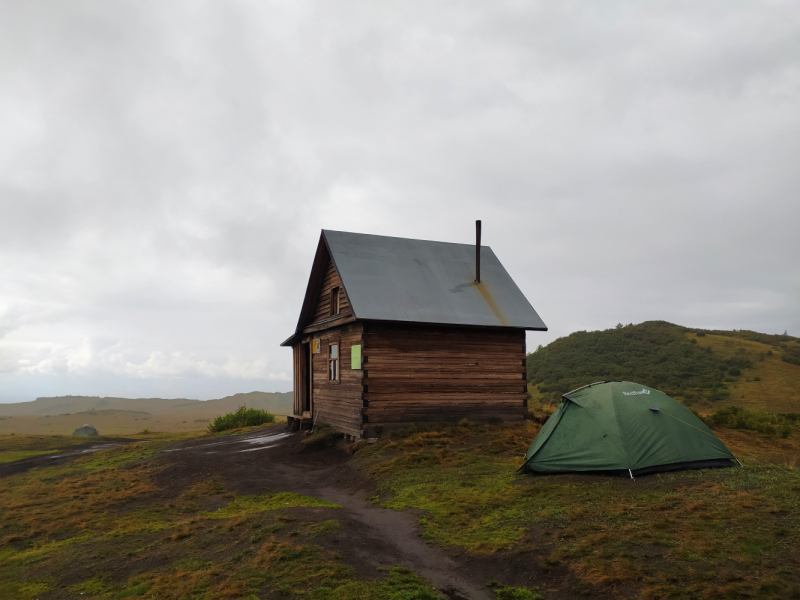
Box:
[8,419,798,598]
[0,432,440,600]
[0,434,93,452]
[304,519,340,537]
[357,421,800,598]
[300,423,342,448]
[203,492,340,519]
[0,450,59,463]
[491,585,543,600]
[207,405,275,433]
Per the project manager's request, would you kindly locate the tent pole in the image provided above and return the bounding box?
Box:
[628,469,635,481]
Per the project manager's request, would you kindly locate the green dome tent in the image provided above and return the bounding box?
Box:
[523,381,737,477]
[73,424,99,437]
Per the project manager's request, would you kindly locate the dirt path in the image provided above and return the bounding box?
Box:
[155,426,496,600]
[0,438,136,478]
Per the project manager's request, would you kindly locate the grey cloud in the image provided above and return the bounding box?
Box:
[1,1,798,401]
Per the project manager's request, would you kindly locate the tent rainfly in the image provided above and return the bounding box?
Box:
[522,381,737,477]
[73,424,99,437]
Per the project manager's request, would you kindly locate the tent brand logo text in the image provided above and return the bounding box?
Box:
[623,389,650,396]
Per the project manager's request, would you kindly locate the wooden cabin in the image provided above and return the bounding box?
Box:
[281,227,547,438]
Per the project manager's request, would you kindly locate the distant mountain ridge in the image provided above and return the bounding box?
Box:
[0,391,293,417]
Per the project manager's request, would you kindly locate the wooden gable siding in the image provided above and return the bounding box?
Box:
[309,322,364,437]
[361,323,527,426]
[310,257,351,324]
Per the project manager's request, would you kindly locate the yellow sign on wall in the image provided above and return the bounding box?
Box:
[312,339,321,354]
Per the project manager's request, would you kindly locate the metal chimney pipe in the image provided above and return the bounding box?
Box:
[475,220,481,284]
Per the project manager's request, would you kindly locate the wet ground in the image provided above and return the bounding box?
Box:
[2,427,549,599]
[152,426,495,599]
[0,437,138,478]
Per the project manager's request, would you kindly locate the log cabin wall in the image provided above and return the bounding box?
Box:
[361,322,527,432]
[309,322,364,437]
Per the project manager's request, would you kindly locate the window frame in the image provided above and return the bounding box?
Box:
[330,286,340,317]
[328,341,340,383]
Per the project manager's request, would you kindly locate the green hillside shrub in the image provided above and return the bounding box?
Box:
[782,343,800,366]
[707,328,795,346]
[701,406,795,438]
[208,405,275,433]
[526,321,742,399]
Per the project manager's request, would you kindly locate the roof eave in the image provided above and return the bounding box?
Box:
[280,333,301,347]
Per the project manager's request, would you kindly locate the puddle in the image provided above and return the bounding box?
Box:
[167,431,288,452]
[47,443,123,459]
[241,433,292,445]
[237,443,283,453]
[171,431,293,453]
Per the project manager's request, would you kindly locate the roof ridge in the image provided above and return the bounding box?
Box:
[323,229,493,250]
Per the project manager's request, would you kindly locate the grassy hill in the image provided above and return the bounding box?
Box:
[0,391,293,436]
[527,321,800,413]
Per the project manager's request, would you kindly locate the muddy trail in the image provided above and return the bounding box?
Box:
[153,425,504,600]
[0,437,138,478]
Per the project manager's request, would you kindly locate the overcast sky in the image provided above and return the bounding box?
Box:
[1,1,798,402]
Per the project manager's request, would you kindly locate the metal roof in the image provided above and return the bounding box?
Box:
[322,229,547,330]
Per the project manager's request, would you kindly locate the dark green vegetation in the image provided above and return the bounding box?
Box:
[208,406,276,433]
[356,420,800,599]
[488,580,543,600]
[700,406,798,439]
[527,321,800,406]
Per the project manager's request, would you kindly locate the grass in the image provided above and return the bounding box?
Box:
[300,423,343,448]
[490,583,544,600]
[0,450,59,464]
[202,492,340,519]
[4,416,800,598]
[356,420,800,599]
[0,432,443,600]
[692,332,800,413]
[701,405,797,438]
[0,434,97,452]
[207,405,275,433]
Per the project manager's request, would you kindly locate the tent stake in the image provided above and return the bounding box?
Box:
[735,458,743,467]
[628,469,635,481]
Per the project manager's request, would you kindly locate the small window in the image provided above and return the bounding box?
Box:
[329,343,339,381]
[330,287,340,316]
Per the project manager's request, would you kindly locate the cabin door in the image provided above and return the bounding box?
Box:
[302,342,313,416]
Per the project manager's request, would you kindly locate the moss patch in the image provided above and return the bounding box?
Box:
[203,492,340,519]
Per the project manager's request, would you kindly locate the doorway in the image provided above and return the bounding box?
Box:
[302,342,313,415]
